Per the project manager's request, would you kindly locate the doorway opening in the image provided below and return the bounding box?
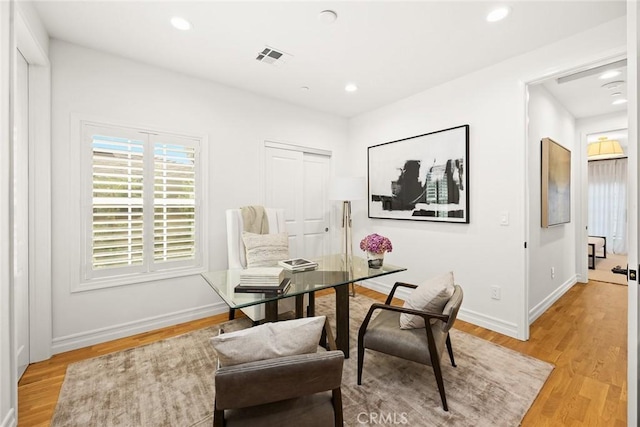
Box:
[525,56,628,330]
[586,128,629,286]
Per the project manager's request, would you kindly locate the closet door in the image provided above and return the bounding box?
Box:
[264,144,331,258]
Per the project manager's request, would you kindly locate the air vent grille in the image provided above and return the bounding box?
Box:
[256,46,292,66]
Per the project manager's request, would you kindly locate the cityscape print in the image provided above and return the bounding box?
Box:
[368,125,469,223]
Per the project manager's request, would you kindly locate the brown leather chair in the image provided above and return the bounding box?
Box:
[357,282,463,411]
[213,350,344,427]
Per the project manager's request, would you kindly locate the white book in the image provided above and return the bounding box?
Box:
[278,258,318,271]
[240,267,284,278]
[240,267,285,286]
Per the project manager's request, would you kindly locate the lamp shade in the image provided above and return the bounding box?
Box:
[587,137,624,160]
[329,176,366,201]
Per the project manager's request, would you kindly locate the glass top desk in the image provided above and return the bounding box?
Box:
[201,254,406,358]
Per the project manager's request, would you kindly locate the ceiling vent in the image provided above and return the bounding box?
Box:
[256,46,292,66]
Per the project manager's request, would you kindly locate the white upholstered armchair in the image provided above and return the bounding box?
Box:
[226,208,296,322]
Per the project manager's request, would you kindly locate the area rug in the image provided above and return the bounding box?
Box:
[52,294,553,427]
[589,252,628,286]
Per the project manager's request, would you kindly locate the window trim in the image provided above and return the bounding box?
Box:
[75,118,208,293]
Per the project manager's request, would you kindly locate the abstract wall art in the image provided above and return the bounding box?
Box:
[367,125,469,223]
[541,137,571,228]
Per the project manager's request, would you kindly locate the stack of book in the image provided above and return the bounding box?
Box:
[278,258,318,272]
[235,267,291,295]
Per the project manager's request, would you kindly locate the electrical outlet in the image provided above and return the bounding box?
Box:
[490,285,501,300]
[551,267,555,279]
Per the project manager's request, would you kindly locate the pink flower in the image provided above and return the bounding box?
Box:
[359,233,393,254]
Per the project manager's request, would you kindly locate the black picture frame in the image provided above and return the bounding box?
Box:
[367,124,469,223]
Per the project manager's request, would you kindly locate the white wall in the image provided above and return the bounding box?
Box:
[0,2,16,426]
[577,111,628,135]
[527,84,577,321]
[349,17,626,339]
[50,40,348,353]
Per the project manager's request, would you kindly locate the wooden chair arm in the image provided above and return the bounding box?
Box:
[358,302,450,348]
[386,282,418,304]
[324,317,337,351]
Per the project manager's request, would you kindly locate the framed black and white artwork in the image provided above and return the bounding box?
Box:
[367,124,469,223]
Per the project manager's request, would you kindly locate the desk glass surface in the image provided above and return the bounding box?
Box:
[201,254,406,309]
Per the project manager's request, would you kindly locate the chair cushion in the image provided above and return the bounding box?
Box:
[364,309,446,365]
[210,316,325,367]
[399,271,455,329]
[242,231,289,267]
[223,393,336,427]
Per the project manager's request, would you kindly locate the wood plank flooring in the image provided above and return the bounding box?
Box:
[17,281,627,426]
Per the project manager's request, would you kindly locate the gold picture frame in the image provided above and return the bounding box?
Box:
[541,137,571,228]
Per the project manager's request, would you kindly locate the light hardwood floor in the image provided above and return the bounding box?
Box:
[18,281,627,426]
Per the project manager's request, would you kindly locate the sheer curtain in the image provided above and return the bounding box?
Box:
[588,158,627,254]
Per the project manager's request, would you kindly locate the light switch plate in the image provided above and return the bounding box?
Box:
[500,211,509,226]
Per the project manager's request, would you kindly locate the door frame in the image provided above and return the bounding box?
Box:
[522,50,627,340]
[16,8,52,363]
[522,25,635,425]
[626,1,639,424]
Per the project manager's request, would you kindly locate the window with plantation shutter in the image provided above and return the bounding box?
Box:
[82,122,204,285]
[153,142,196,263]
[92,136,145,269]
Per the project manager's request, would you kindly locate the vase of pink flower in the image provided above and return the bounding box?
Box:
[360,233,392,268]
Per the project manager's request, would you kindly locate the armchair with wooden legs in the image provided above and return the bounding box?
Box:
[357,282,463,411]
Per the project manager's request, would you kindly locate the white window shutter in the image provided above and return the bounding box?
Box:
[153,142,197,263]
[82,122,202,286]
[91,135,145,269]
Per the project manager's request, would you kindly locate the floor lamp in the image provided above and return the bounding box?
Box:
[329,176,366,296]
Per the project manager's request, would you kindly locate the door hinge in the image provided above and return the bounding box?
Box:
[524,242,527,249]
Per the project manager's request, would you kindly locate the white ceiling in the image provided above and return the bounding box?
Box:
[543,62,628,120]
[32,1,626,118]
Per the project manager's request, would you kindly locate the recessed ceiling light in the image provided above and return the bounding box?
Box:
[171,16,192,31]
[300,86,310,91]
[601,80,624,90]
[599,70,621,79]
[611,92,622,97]
[612,98,627,105]
[345,83,358,92]
[318,10,338,24]
[486,7,510,22]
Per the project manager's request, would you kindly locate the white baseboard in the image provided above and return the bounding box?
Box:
[457,308,519,338]
[1,409,16,427]
[529,275,577,324]
[52,302,229,354]
[576,273,589,284]
[361,279,520,339]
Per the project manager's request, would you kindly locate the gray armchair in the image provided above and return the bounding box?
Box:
[357,282,463,411]
[213,350,344,427]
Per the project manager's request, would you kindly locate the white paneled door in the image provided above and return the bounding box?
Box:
[264,144,331,259]
[15,50,29,379]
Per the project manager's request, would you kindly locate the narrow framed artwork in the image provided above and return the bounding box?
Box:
[541,137,571,228]
[368,124,469,223]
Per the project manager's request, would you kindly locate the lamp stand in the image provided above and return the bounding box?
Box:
[340,200,356,297]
